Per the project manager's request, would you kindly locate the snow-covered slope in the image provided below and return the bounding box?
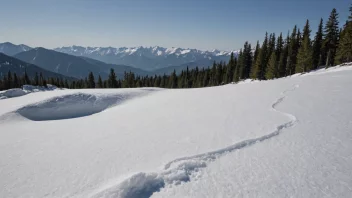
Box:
[0,64,352,198]
[54,46,238,70]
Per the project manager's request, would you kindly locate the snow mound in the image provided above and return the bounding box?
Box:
[22,84,57,92]
[0,89,26,99]
[0,84,58,100]
[15,92,134,121]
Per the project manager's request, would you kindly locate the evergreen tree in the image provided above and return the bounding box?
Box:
[108,68,118,88]
[253,33,269,80]
[312,18,324,69]
[34,72,39,86]
[13,73,19,88]
[8,71,13,88]
[324,8,339,67]
[24,69,31,84]
[296,19,312,73]
[169,70,177,88]
[252,41,260,73]
[267,33,276,61]
[215,63,223,85]
[59,79,65,88]
[39,72,44,86]
[265,52,278,79]
[242,42,253,79]
[224,52,235,83]
[88,72,95,88]
[234,49,243,82]
[97,75,103,88]
[297,28,302,48]
[286,25,299,75]
[278,33,289,77]
[64,79,69,88]
[276,33,284,62]
[43,79,47,88]
[336,6,352,64]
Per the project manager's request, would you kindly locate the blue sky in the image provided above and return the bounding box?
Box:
[1,0,350,51]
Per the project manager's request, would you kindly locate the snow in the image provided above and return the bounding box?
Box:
[180,49,191,55]
[56,45,237,58]
[1,64,352,198]
[0,89,26,99]
[0,85,58,100]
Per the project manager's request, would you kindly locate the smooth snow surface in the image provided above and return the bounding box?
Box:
[1,64,352,198]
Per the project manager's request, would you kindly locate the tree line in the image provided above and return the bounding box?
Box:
[1,6,351,91]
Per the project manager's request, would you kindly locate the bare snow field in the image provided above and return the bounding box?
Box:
[1,64,352,198]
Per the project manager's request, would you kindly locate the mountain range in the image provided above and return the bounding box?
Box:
[54,46,236,71]
[0,42,237,79]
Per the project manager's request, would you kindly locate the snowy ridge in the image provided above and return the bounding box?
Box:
[55,45,237,57]
[54,45,239,70]
[90,84,299,198]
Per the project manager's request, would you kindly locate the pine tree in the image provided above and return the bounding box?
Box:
[242,42,253,79]
[312,18,324,69]
[267,33,276,61]
[296,19,312,73]
[60,79,65,88]
[13,73,19,88]
[97,75,103,88]
[24,69,31,84]
[39,72,44,86]
[169,70,177,88]
[253,33,269,80]
[336,5,352,64]
[34,72,39,86]
[286,25,299,75]
[225,53,234,84]
[215,62,223,85]
[234,49,243,82]
[276,33,284,61]
[108,69,118,88]
[88,72,95,88]
[64,79,69,88]
[324,8,339,67]
[265,52,278,79]
[43,79,47,88]
[252,41,260,73]
[7,71,13,89]
[278,33,289,77]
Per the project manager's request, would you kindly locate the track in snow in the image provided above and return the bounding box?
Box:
[91,85,299,198]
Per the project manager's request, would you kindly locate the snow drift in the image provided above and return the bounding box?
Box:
[0,84,58,100]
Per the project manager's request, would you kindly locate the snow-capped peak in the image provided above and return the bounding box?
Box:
[53,45,239,70]
[54,45,236,57]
